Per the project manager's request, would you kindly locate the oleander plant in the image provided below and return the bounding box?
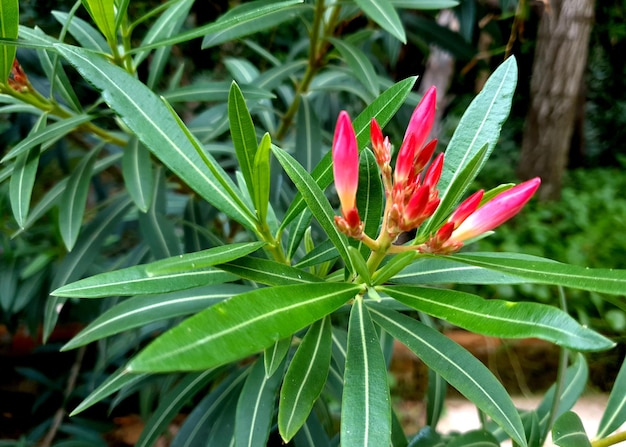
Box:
[1,0,626,446]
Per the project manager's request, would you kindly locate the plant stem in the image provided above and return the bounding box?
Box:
[542,286,570,445]
[592,431,626,447]
[274,0,339,141]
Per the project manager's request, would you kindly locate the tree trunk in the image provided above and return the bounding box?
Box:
[517,0,595,201]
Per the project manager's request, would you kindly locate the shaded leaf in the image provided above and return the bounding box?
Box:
[552,412,591,447]
[279,317,332,442]
[597,357,626,438]
[122,138,153,212]
[354,0,405,42]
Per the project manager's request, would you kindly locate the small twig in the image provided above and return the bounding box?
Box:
[39,345,87,447]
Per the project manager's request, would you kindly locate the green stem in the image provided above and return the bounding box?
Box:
[274,0,340,141]
[542,286,570,445]
[592,431,626,447]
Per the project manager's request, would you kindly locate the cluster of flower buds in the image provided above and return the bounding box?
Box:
[331,85,541,255]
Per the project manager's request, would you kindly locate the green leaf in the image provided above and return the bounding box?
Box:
[51,243,260,298]
[278,316,332,442]
[52,11,109,52]
[264,337,292,378]
[446,430,499,447]
[280,76,417,230]
[218,255,322,286]
[552,412,592,447]
[137,370,217,447]
[390,255,529,285]
[272,145,354,272]
[171,368,248,447]
[372,252,416,286]
[528,353,588,441]
[62,284,250,350]
[356,148,383,256]
[597,358,626,438]
[44,194,133,340]
[253,134,271,223]
[9,145,39,229]
[54,44,257,231]
[390,0,459,8]
[229,81,258,200]
[295,96,322,173]
[235,356,285,447]
[380,285,615,351]
[164,81,274,103]
[133,0,194,72]
[354,0,405,42]
[35,43,82,112]
[122,138,153,212]
[1,113,94,162]
[59,145,101,251]
[128,283,361,372]
[329,37,379,97]
[0,0,18,82]
[80,0,116,45]
[369,304,527,447]
[201,0,307,49]
[71,367,148,415]
[342,297,392,446]
[293,239,338,269]
[437,57,518,207]
[449,252,626,295]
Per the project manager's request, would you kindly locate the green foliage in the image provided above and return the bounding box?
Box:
[1,0,625,446]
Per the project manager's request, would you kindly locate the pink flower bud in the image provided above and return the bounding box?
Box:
[394,132,417,186]
[451,177,541,242]
[403,86,437,153]
[422,153,444,190]
[448,190,484,229]
[332,111,360,220]
[370,118,391,167]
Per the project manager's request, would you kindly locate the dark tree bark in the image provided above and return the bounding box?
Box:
[517,0,596,201]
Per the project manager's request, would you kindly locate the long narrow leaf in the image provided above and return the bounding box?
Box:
[137,370,217,447]
[341,297,392,446]
[272,145,354,272]
[354,0,405,42]
[369,304,527,446]
[1,113,93,162]
[228,81,257,199]
[380,285,614,351]
[71,367,149,415]
[0,0,18,81]
[122,138,153,212]
[51,242,260,298]
[131,0,304,53]
[235,356,285,447]
[597,358,626,438]
[128,283,361,372]
[9,145,39,228]
[218,255,322,286]
[278,316,332,442]
[44,194,133,340]
[54,44,257,230]
[329,37,379,96]
[62,284,250,350]
[59,145,101,251]
[552,412,592,447]
[437,57,517,201]
[449,252,626,295]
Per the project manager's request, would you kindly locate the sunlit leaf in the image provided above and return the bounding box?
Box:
[128,283,361,372]
[341,297,392,446]
[369,304,527,446]
[380,285,614,351]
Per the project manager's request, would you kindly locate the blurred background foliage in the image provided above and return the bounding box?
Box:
[2,0,626,444]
